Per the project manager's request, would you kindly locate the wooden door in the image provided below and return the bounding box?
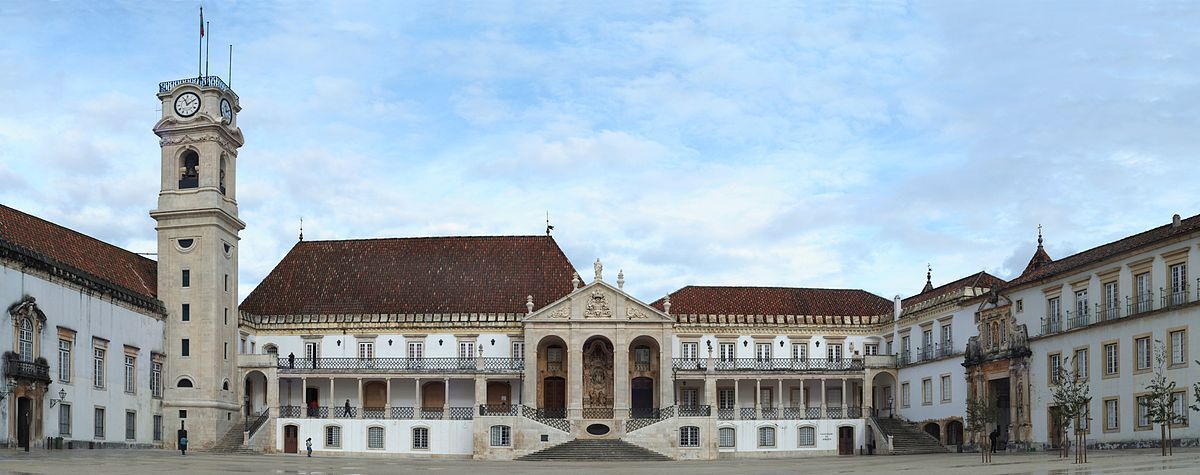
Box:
[283,425,298,454]
[838,426,854,455]
[17,397,30,449]
[630,377,653,412]
[543,377,565,415]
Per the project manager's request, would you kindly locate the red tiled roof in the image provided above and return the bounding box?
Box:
[0,204,158,301]
[1021,245,1053,276]
[1006,213,1200,290]
[902,271,1006,307]
[651,286,892,318]
[239,236,578,316]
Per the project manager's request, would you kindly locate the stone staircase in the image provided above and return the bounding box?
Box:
[875,417,949,455]
[206,419,259,454]
[517,439,671,461]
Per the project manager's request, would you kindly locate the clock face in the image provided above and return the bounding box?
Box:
[220,98,233,123]
[174,92,201,117]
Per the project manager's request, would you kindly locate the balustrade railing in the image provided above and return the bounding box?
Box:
[847,406,862,418]
[362,407,385,419]
[520,405,570,432]
[478,404,518,416]
[1162,284,1190,308]
[675,357,864,372]
[420,407,444,420]
[630,407,661,419]
[760,407,779,420]
[805,407,821,419]
[308,406,329,418]
[279,405,301,418]
[672,358,707,370]
[1096,303,1121,322]
[1128,293,1153,316]
[278,357,524,373]
[158,76,239,100]
[449,406,474,420]
[633,361,652,372]
[391,406,414,419]
[717,407,734,420]
[246,410,270,438]
[739,407,757,420]
[678,405,711,417]
[582,407,614,419]
[4,357,50,383]
[827,406,843,418]
[334,407,357,418]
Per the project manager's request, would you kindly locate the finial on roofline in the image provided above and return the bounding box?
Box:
[1037,224,1043,248]
[617,269,625,290]
[594,258,603,281]
[299,217,304,241]
[545,211,554,236]
[526,295,534,315]
[663,295,671,315]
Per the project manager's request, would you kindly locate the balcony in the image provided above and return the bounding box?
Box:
[897,342,954,366]
[282,405,474,421]
[1096,303,1121,322]
[277,357,523,374]
[158,75,239,100]
[1128,293,1154,316]
[3,355,50,384]
[678,405,711,417]
[673,357,864,373]
[1161,284,1191,309]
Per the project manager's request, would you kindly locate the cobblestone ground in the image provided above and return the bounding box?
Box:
[1,448,1199,474]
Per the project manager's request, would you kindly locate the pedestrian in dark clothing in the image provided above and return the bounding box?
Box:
[344,399,352,417]
[306,437,312,457]
[989,428,1000,453]
[288,352,295,368]
[180,436,188,456]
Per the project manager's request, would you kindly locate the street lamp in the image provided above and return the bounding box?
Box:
[0,380,16,401]
[50,388,68,408]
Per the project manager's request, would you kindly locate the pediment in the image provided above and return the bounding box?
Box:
[525,280,673,323]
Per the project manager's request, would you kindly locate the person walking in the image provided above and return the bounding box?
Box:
[344,399,353,417]
[288,352,295,369]
[180,435,188,456]
[306,437,312,457]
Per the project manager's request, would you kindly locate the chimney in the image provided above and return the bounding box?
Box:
[1172,213,1182,228]
[893,295,902,321]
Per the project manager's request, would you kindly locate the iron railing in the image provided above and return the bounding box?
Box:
[449,406,474,420]
[847,406,862,418]
[279,405,301,418]
[717,407,734,420]
[671,358,707,371]
[1096,303,1121,322]
[626,406,673,433]
[760,407,779,420]
[246,410,270,438]
[158,76,239,100]
[363,407,386,419]
[1067,309,1090,329]
[478,404,518,416]
[420,407,444,420]
[673,358,864,372]
[678,405,711,417]
[391,406,414,419]
[1162,284,1190,308]
[1042,311,1063,335]
[630,407,662,419]
[308,406,329,418]
[1128,293,1154,316]
[582,407,614,419]
[827,406,843,418]
[278,357,524,374]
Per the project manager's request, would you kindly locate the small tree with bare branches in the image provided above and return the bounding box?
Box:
[965,395,997,463]
[1140,341,1179,456]
[1050,355,1090,464]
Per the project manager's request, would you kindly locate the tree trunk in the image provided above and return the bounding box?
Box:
[1167,422,1173,456]
[1160,424,1167,456]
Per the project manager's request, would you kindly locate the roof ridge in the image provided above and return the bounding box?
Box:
[677,284,875,292]
[0,204,154,266]
[299,234,551,244]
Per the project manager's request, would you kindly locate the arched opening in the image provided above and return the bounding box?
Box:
[628,335,660,410]
[363,381,387,412]
[420,381,445,416]
[177,378,194,388]
[486,381,512,410]
[178,149,199,189]
[537,335,568,418]
[923,422,941,441]
[871,371,897,417]
[947,420,964,446]
[264,344,278,355]
[245,371,268,417]
[222,379,230,391]
[582,336,614,418]
[219,155,227,194]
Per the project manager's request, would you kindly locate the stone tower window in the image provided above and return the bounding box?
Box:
[219,155,227,194]
[179,150,199,189]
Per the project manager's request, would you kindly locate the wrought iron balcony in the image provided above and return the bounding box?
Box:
[277,357,523,374]
[672,357,864,372]
[1096,303,1121,322]
[1128,293,1154,316]
[279,405,302,418]
[4,356,50,384]
[362,407,386,419]
[1066,309,1091,330]
[158,75,239,100]
[1161,284,1191,309]
[630,407,662,419]
[671,358,707,370]
[449,406,474,420]
[1041,312,1063,335]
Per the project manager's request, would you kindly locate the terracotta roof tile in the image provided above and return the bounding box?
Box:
[239,236,578,316]
[651,286,892,320]
[902,271,1006,307]
[0,204,158,301]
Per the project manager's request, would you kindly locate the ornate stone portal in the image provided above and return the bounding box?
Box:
[583,339,614,408]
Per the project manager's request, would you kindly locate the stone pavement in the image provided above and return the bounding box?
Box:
[0,448,1199,474]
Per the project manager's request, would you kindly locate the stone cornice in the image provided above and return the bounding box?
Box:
[0,240,165,317]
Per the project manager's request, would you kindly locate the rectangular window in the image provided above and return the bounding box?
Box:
[719,342,735,361]
[1048,353,1061,385]
[1048,297,1062,330]
[681,342,698,359]
[901,382,911,407]
[125,411,136,440]
[511,341,524,360]
[1016,299,1024,313]
[1135,272,1151,311]
[359,342,375,359]
[458,341,474,358]
[680,388,698,408]
[1136,336,1151,371]
[922,328,933,353]
[922,378,932,405]
[1074,348,1088,380]
[718,427,735,448]
[1105,398,1119,431]
[1172,391,1189,426]
[827,343,843,360]
[757,427,775,447]
[223,342,228,360]
[1104,281,1119,313]
[94,407,105,439]
[412,427,429,450]
[1137,395,1151,428]
[886,340,893,356]
[93,347,105,389]
[635,347,651,364]
[402,341,421,359]
[940,375,951,402]
[153,415,162,442]
[759,387,773,408]
[864,344,878,356]
[1075,289,1089,319]
[1170,330,1186,366]
[901,335,911,356]
[181,269,190,288]
[1104,343,1119,376]
[368,426,385,449]
[151,361,163,398]
[798,426,815,447]
[224,273,229,292]
[224,308,228,325]
[181,339,190,357]
[124,355,135,394]
[1170,263,1188,305]
[59,404,71,436]
[325,425,341,448]
[755,343,771,361]
[181,304,189,322]
[718,388,735,410]
[547,346,562,363]
[792,342,807,359]
[941,324,952,347]
[58,339,72,383]
[305,341,320,359]
[679,426,699,447]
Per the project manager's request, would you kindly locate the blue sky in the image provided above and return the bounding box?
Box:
[2,1,1199,303]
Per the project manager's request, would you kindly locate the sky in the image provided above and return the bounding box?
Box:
[1,1,1199,304]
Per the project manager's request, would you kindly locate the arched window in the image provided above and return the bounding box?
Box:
[177,378,194,388]
[757,426,776,448]
[679,426,700,447]
[412,427,429,450]
[367,426,385,449]
[798,426,816,447]
[490,425,511,447]
[991,322,1000,347]
[219,155,227,194]
[718,427,735,448]
[18,318,34,362]
[324,425,341,448]
[179,150,199,189]
[264,344,278,355]
[222,379,230,390]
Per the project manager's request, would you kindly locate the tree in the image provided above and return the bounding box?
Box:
[1140,341,1179,456]
[1050,356,1090,464]
[964,395,997,463]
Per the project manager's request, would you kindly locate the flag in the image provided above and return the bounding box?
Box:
[200,7,205,37]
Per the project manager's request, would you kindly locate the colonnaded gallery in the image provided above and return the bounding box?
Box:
[2,72,1199,460]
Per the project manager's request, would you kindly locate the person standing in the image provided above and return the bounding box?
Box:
[344,399,352,417]
[306,437,312,457]
[288,352,295,369]
[180,435,188,456]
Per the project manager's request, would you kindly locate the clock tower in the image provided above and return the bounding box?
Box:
[150,75,244,449]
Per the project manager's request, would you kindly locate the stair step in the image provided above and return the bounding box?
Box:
[518,439,670,461]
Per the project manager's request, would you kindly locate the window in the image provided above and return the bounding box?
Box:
[679,426,699,447]
[1074,348,1088,380]
[1104,281,1119,314]
[124,355,136,394]
[181,339,190,357]
[1136,336,1151,371]
[1170,263,1188,305]
[682,342,698,359]
[1104,343,1119,376]
[512,341,524,360]
[58,339,72,383]
[412,427,429,450]
[59,404,71,436]
[490,425,512,447]
[222,379,230,391]
[18,318,33,362]
[752,342,770,361]
[224,342,228,360]
[792,342,807,359]
[719,342,735,361]
[885,340,893,356]
[1104,398,1119,431]
[265,345,278,355]
[922,378,932,405]
[367,426,385,449]
[757,427,776,447]
[635,346,651,365]
[1170,329,1187,366]
[1075,289,1089,319]
[94,407,105,439]
[1137,395,1151,428]
[224,308,228,325]
[125,411,136,440]
[864,344,878,356]
[940,375,951,402]
[759,387,773,408]
[798,426,815,447]
[546,346,562,364]
[181,304,189,322]
[922,328,933,356]
[718,427,735,448]
[458,341,475,358]
[1076,403,1090,432]
[153,415,162,442]
[224,273,229,292]
[718,388,735,410]
[181,269,190,287]
[1048,353,1062,385]
[1172,391,1189,425]
[827,343,843,360]
[177,378,193,388]
[1135,272,1151,311]
[901,335,911,357]
[359,342,375,359]
[93,347,105,389]
[150,361,162,397]
[941,324,952,347]
[901,382,911,407]
[1016,299,1023,313]
[407,342,423,359]
[1047,297,1062,330]
[324,425,341,448]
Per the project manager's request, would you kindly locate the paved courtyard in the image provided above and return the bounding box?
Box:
[1,448,1199,474]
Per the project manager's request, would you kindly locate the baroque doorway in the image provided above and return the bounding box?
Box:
[582,336,614,415]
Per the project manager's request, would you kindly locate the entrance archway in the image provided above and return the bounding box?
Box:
[838,426,854,455]
[582,336,614,412]
[283,424,299,453]
[537,335,568,417]
[871,371,897,416]
[244,370,268,417]
[629,335,660,409]
[947,420,964,446]
[630,377,654,417]
[923,422,941,441]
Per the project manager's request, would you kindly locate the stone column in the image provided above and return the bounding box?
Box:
[820,379,827,418]
[777,379,783,411]
[522,331,537,410]
[301,377,308,419]
[267,372,279,417]
[385,378,391,418]
[734,380,740,419]
[704,375,716,414]
[659,329,674,408]
[863,373,874,416]
[755,378,761,418]
[569,335,584,419]
[443,377,451,415]
[474,375,486,413]
[357,377,364,418]
[841,377,847,415]
[613,336,629,413]
[329,378,335,416]
[415,378,421,413]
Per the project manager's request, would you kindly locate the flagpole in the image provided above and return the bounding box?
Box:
[228,45,233,87]
[198,7,203,80]
[205,21,210,79]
